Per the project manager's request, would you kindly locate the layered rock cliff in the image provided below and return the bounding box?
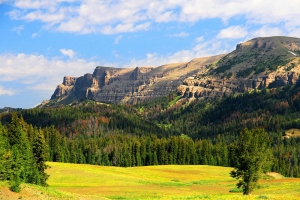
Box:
[51,54,224,104]
[177,70,300,99]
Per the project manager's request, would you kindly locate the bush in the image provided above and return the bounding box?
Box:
[9,182,21,193]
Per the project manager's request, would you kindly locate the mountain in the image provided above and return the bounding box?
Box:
[49,36,300,106]
[49,55,224,105]
[178,36,300,99]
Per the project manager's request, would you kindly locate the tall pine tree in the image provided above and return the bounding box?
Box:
[230,129,273,195]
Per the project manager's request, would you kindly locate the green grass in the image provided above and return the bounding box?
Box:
[138,106,144,113]
[43,162,300,199]
[157,123,172,129]
[168,95,182,107]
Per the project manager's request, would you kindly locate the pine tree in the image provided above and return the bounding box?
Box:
[31,128,49,186]
[8,113,33,183]
[0,122,9,181]
[8,146,24,192]
[230,129,273,195]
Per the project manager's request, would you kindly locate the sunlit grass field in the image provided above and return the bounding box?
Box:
[45,162,300,199]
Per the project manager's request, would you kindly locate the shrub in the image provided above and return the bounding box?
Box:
[9,182,21,193]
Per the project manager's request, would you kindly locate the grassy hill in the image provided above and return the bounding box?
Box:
[3,162,300,200]
[1,162,300,199]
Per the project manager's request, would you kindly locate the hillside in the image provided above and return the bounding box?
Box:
[178,36,300,99]
[47,36,300,107]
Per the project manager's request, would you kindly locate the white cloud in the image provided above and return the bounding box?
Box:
[14,0,57,9]
[124,38,229,68]
[217,26,248,39]
[195,36,204,43]
[7,0,299,34]
[32,32,40,38]
[101,22,151,34]
[0,0,9,4]
[170,32,189,37]
[60,49,76,59]
[155,11,175,22]
[250,26,284,38]
[114,35,123,44]
[0,85,15,96]
[287,28,300,38]
[11,25,24,35]
[0,53,99,97]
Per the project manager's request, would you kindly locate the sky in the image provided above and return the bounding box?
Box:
[1,0,300,108]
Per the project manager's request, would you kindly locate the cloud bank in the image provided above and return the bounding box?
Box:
[6,0,300,34]
[0,53,98,95]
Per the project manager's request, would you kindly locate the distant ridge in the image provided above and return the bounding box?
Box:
[49,55,224,105]
[48,36,300,106]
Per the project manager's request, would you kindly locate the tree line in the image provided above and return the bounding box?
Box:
[0,113,48,192]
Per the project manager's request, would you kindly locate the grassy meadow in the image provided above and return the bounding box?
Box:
[46,162,300,199]
[1,162,300,199]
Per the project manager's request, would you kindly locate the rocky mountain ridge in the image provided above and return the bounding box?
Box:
[50,55,224,104]
[50,36,300,105]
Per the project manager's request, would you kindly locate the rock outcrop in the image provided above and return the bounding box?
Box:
[51,54,224,104]
[177,71,300,99]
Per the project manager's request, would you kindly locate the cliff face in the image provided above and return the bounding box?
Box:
[50,36,300,105]
[177,70,299,99]
[51,54,224,104]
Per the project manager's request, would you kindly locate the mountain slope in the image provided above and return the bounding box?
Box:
[178,36,300,99]
[213,36,300,75]
[47,36,300,106]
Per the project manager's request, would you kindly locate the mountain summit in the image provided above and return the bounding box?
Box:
[49,36,300,105]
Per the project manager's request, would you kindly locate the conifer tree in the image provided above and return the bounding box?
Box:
[31,128,49,186]
[230,129,273,195]
[0,122,9,181]
[8,113,33,183]
[8,146,23,192]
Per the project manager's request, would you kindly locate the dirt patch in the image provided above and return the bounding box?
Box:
[0,186,22,200]
[283,128,300,139]
[267,172,285,179]
[0,184,74,200]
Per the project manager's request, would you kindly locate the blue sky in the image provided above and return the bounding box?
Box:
[1,0,300,108]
